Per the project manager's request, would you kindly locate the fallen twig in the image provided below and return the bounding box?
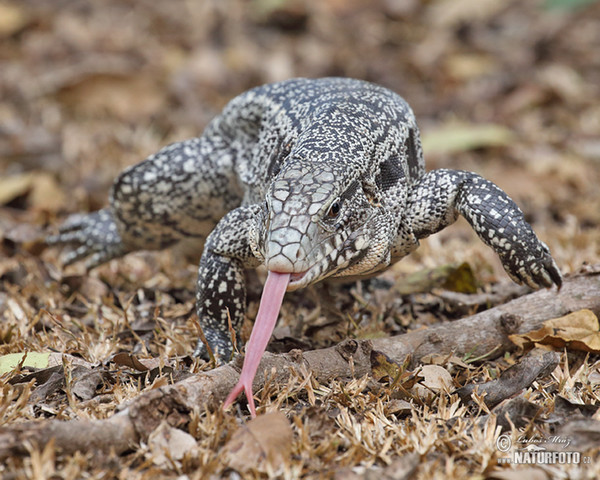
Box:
[455,348,560,408]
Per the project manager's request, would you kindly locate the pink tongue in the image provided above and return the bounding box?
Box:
[223,270,290,417]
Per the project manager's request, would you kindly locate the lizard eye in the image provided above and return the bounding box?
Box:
[327,200,341,219]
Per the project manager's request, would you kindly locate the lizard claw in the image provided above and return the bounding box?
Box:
[46,208,127,268]
[502,241,562,290]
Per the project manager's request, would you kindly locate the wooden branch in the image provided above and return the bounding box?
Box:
[1,270,599,460]
[455,348,560,407]
[371,269,600,365]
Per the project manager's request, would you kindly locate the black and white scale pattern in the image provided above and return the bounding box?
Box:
[48,77,562,359]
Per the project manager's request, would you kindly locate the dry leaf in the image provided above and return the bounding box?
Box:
[0,173,65,211]
[2,223,46,255]
[60,275,110,303]
[148,422,197,466]
[371,351,421,391]
[56,74,166,121]
[426,0,506,27]
[420,353,471,370]
[411,365,453,399]
[371,350,404,383]
[0,174,33,205]
[26,173,67,212]
[221,411,293,473]
[111,352,150,372]
[385,399,413,417]
[421,123,514,156]
[70,365,103,401]
[395,262,477,295]
[509,309,600,353]
[0,2,28,37]
[444,53,498,81]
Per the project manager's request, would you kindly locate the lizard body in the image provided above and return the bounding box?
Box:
[48,77,562,415]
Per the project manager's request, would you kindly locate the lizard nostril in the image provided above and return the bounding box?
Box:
[296,249,301,259]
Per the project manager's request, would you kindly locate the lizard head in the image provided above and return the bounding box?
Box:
[254,161,393,292]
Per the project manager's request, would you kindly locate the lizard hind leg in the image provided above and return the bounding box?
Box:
[110,137,243,252]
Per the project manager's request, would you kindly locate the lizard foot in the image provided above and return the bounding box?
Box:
[501,240,562,290]
[46,208,127,269]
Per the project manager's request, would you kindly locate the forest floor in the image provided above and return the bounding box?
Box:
[1,0,599,478]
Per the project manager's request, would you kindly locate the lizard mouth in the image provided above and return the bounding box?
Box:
[287,270,309,290]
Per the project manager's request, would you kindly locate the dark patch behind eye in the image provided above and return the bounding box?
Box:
[340,180,360,201]
[267,139,292,178]
[406,128,421,182]
[376,153,404,191]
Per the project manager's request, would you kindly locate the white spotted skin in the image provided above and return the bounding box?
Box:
[47,77,562,360]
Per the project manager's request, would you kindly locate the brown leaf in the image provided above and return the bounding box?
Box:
[61,275,110,303]
[2,223,46,256]
[420,353,471,370]
[0,2,29,37]
[148,422,197,466]
[0,173,65,211]
[395,262,477,295]
[70,366,103,401]
[371,351,421,392]
[411,365,453,399]
[385,399,413,417]
[371,350,404,383]
[56,74,166,121]
[0,174,33,205]
[509,309,600,353]
[26,173,67,213]
[221,411,293,473]
[111,353,149,372]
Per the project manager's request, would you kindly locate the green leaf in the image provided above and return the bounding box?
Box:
[545,0,598,11]
[421,123,514,156]
[0,352,50,375]
[395,262,478,295]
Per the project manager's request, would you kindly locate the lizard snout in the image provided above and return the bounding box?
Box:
[265,239,306,272]
[264,219,315,274]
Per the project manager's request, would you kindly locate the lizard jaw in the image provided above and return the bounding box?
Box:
[287,270,308,290]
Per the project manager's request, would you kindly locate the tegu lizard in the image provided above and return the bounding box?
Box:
[48,77,562,416]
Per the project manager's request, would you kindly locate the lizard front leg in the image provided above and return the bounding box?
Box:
[193,205,263,361]
[408,169,562,289]
[194,204,296,417]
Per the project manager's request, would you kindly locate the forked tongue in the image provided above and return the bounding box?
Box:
[223,270,290,417]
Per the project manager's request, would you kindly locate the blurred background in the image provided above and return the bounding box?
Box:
[0,0,599,277]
